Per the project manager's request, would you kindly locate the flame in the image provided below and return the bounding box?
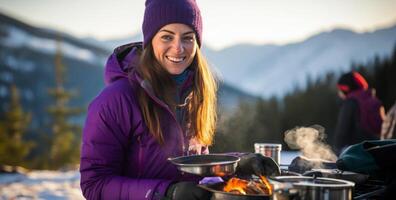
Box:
[223,176,273,196]
[259,175,273,195]
[223,178,248,195]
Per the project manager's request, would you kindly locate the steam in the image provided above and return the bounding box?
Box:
[284,125,337,162]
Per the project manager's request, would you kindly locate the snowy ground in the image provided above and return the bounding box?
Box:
[0,152,299,200]
[0,170,84,200]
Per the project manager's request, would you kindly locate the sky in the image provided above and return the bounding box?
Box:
[1,0,396,50]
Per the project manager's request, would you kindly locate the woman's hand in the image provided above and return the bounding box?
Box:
[165,182,211,200]
[236,153,281,177]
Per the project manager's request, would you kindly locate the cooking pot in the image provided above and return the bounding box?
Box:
[271,176,355,200]
[168,154,240,176]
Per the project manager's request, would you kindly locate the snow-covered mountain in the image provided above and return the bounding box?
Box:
[0,12,254,123]
[82,33,143,51]
[99,25,396,97]
[0,13,110,128]
[0,13,109,65]
[205,26,396,97]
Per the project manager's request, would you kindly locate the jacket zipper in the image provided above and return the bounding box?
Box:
[139,81,186,154]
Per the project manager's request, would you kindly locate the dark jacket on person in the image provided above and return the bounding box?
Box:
[334,89,383,153]
[79,43,207,200]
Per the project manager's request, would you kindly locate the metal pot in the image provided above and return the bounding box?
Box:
[271,176,355,200]
[168,154,240,177]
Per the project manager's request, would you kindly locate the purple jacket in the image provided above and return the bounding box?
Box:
[334,89,383,153]
[348,89,383,136]
[80,43,208,200]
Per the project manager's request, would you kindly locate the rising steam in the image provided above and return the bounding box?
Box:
[284,125,337,162]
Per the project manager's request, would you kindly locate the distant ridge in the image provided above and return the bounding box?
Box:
[98,22,396,97]
[204,24,396,97]
[0,12,109,56]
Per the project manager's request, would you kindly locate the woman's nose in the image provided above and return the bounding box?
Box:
[172,39,184,54]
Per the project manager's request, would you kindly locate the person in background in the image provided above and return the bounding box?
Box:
[381,101,396,139]
[333,71,385,154]
[79,0,279,199]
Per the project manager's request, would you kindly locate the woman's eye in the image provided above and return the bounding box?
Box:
[183,36,194,42]
[161,35,172,41]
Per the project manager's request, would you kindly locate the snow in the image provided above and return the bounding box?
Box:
[0,170,84,200]
[2,26,102,65]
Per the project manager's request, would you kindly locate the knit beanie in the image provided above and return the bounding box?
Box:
[142,0,203,48]
[337,71,369,94]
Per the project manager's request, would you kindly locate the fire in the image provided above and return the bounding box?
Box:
[259,175,273,196]
[223,178,248,195]
[223,176,272,196]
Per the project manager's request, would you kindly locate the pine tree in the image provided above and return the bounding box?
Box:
[0,84,34,167]
[45,35,83,169]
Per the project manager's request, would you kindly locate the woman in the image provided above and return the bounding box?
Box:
[80,0,279,199]
[334,71,385,154]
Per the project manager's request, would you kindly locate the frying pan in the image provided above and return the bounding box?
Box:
[168,154,240,177]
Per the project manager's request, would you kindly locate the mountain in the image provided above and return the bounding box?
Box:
[101,24,396,97]
[0,12,253,129]
[82,33,143,51]
[0,13,110,129]
[205,26,396,97]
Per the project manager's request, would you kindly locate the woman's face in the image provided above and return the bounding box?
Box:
[151,23,198,75]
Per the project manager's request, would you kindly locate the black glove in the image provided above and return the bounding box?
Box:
[236,153,280,177]
[164,181,211,200]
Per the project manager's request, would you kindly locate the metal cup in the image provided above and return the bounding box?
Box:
[254,143,282,164]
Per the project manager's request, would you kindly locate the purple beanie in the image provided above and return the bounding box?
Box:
[142,0,203,48]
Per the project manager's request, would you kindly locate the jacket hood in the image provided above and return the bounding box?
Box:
[104,42,142,85]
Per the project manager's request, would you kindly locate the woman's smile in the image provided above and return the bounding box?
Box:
[152,23,198,75]
[166,55,186,63]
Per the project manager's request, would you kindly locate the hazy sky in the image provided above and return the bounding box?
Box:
[1,0,396,50]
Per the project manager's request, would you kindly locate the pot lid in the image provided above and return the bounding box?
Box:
[273,176,355,188]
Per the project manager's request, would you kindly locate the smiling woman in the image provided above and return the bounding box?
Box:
[79,0,217,200]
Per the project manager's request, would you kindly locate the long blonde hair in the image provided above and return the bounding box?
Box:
[135,43,217,146]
